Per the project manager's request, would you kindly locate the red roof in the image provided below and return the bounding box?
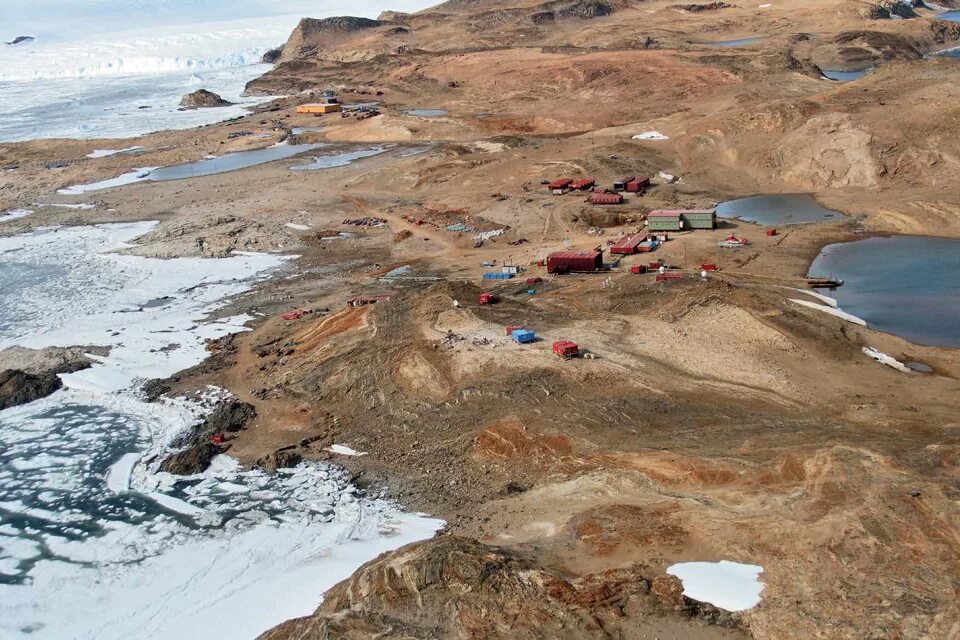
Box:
[611,233,648,250]
[589,193,623,204]
[649,209,715,216]
[548,250,602,260]
[548,178,573,189]
[569,178,595,189]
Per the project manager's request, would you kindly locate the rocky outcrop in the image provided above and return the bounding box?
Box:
[260,47,284,64]
[544,0,615,19]
[257,536,744,639]
[159,400,257,475]
[674,1,734,10]
[0,370,61,410]
[0,346,103,409]
[279,17,384,61]
[159,442,222,475]
[4,36,34,45]
[255,449,303,473]
[179,89,233,109]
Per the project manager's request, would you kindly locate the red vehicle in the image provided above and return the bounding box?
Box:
[553,340,579,358]
[701,263,718,272]
[479,292,494,305]
[630,265,646,274]
[525,277,543,285]
[766,229,777,236]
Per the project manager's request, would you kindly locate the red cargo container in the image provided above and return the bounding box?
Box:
[479,292,494,305]
[630,265,647,274]
[649,259,664,269]
[610,233,649,255]
[656,272,683,282]
[553,340,579,358]
[589,192,624,205]
[547,178,573,190]
[701,263,717,271]
[569,178,595,190]
[766,229,777,236]
[613,176,635,191]
[625,177,651,193]
[546,250,603,274]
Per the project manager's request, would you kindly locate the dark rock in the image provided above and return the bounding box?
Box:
[159,442,222,475]
[205,400,257,433]
[261,47,284,64]
[542,0,614,19]
[256,449,303,473]
[141,379,172,402]
[674,1,733,10]
[0,370,62,410]
[4,36,35,45]
[179,89,234,109]
[500,481,529,495]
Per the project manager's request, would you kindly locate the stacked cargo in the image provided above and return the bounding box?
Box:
[546,250,603,274]
[589,192,624,205]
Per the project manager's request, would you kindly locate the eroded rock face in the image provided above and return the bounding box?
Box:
[179,89,234,109]
[0,370,61,410]
[257,537,744,640]
[159,442,222,475]
[159,400,257,474]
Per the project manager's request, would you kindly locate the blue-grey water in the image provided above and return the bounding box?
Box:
[289,147,386,171]
[822,69,869,82]
[717,194,847,226]
[407,108,448,117]
[148,143,323,181]
[936,10,960,22]
[808,236,960,348]
[705,37,764,47]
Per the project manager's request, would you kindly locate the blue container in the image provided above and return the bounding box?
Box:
[511,329,536,343]
[483,272,513,280]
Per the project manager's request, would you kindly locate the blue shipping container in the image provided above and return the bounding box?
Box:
[511,329,536,343]
[483,272,513,280]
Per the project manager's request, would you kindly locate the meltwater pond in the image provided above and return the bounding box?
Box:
[148,143,324,181]
[717,194,847,226]
[289,146,387,171]
[808,236,960,348]
[822,69,870,82]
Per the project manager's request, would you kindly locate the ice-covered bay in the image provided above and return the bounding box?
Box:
[0,222,443,639]
[0,0,441,141]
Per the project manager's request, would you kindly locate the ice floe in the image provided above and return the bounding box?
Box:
[667,560,764,612]
[86,147,145,158]
[327,444,368,456]
[789,298,866,325]
[863,347,912,373]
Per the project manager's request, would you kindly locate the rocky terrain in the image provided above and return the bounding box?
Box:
[0,346,104,409]
[3,0,960,638]
[179,89,234,109]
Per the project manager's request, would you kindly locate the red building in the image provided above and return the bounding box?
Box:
[589,192,624,205]
[609,233,649,255]
[553,340,579,358]
[546,250,603,274]
[625,177,650,192]
[547,178,573,190]
[569,178,596,190]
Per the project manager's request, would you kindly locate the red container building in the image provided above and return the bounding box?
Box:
[625,177,650,193]
[589,192,624,205]
[630,265,647,274]
[569,178,595,190]
[547,178,573,190]
[546,250,603,274]
[553,340,579,358]
[610,233,649,255]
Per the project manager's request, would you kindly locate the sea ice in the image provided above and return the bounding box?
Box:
[667,560,764,611]
[0,209,32,222]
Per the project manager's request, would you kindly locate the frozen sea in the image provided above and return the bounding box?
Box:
[0,223,443,639]
[0,0,439,142]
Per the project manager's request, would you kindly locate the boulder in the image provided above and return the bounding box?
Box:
[205,400,257,433]
[256,449,303,473]
[179,89,234,109]
[0,370,62,410]
[159,443,222,475]
[260,47,284,64]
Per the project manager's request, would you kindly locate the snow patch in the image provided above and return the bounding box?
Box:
[285,223,311,231]
[863,347,912,373]
[57,168,157,195]
[0,209,31,222]
[327,444,368,457]
[789,298,866,325]
[86,147,144,158]
[667,560,764,612]
[633,131,669,140]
